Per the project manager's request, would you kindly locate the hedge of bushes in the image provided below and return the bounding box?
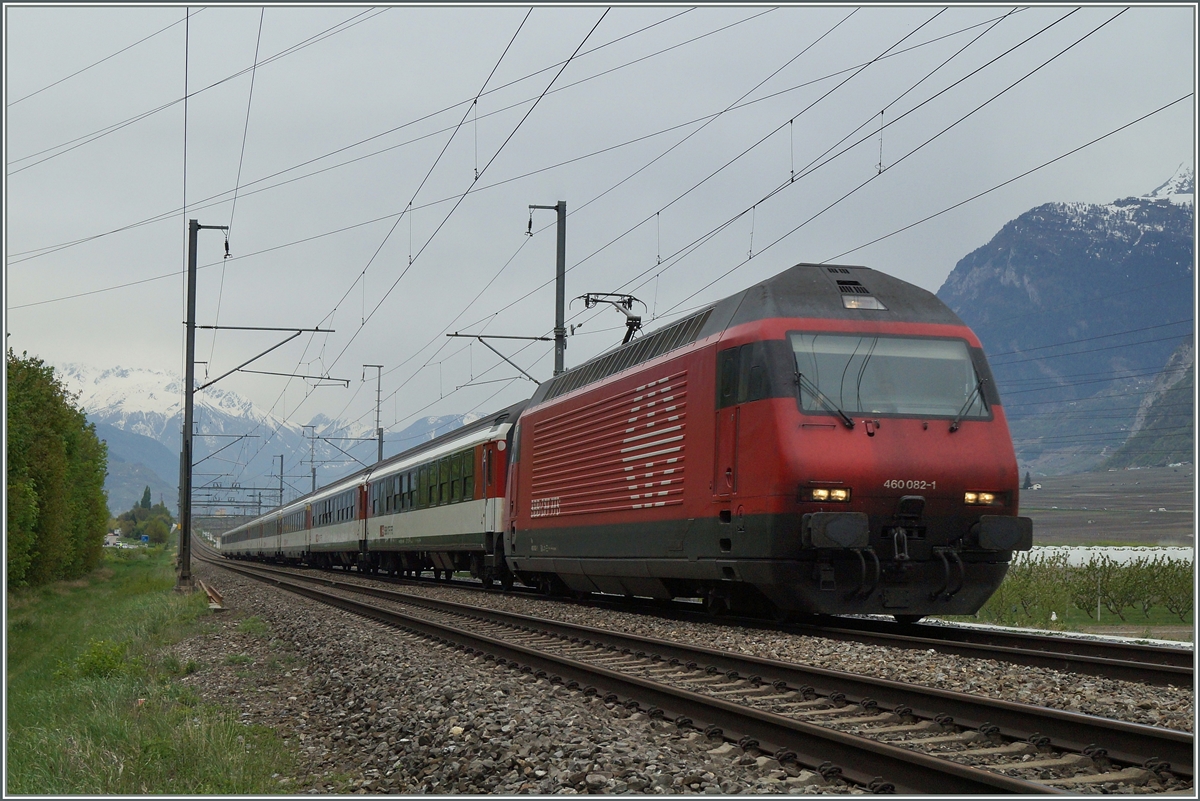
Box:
[7,350,109,587]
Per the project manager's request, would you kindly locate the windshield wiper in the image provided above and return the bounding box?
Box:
[950,377,988,432]
[795,371,854,429]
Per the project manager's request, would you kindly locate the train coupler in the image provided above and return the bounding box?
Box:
[847,548,880,598]
[929,547,965,600]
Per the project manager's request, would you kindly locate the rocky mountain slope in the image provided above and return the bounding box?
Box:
[1102,340,1194,469]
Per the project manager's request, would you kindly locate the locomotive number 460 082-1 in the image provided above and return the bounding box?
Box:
[883,479,937,490]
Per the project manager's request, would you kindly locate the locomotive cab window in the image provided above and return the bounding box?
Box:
[718,342,777,407]
[790,333,989,418]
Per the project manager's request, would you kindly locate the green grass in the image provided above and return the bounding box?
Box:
[6,547,294,794]
[1029,538,1177,547]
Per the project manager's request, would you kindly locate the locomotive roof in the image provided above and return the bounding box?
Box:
[708,262,965,331]
[530,263,964,406]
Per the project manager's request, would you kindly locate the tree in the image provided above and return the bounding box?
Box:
[144,516,169,545]
[140,486,152,510]
[1023,472,1032,490]
[6,350,108,587]
[118,497,174,542]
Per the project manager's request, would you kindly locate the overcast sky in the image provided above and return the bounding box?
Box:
[5,4,1196,440]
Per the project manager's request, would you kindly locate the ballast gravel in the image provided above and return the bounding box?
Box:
[180,561,853,794]
[178,560,1193,794]
[363,576,1195,734]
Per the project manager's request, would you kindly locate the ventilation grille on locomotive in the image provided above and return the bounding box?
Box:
[836,280,872,295]
[542,308,712,401]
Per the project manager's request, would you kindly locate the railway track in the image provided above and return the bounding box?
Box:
[197,537,1193,689]
[775,616,1194,689]
[198,552,1193,795]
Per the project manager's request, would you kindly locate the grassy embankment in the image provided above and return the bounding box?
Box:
[6,546,293,794]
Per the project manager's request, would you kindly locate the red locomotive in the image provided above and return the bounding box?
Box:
[501,262,1031,621]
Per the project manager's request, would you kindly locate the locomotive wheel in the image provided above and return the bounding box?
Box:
[501,573,514,592]
[481,573,494,591]
[893,614,924,624]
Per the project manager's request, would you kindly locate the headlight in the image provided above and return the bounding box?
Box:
[965,491,1002,506]
[801,487,851,503]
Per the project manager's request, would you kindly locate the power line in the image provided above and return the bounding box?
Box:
[991,332,1192,367]
[7,7,1008,267]
[4,7,725,261]
[4,4,1027,350]
[521,7,1073,344]
[6,8,388,174]
[1013,425,1193,445]
[1006,384,1195,409]
[1001,369,1192,396]
[7,8,205,107]
[1000,363,1194,386]
[287,7,537,440]
[989,319,1193,359]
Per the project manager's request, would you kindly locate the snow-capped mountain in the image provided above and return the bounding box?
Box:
[58,363,313,444]
[56,364,487,515]
[1143,164,1194,205]
[937,168,1194,474]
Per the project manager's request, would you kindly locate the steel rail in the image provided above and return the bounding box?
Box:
[206,556,1061,795]
[823,617,1194,668]
[777,618,1190,690]
[201,553,1192,781]
[573,595,1194,687]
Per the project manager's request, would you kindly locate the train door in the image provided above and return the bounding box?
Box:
[481,444,495,532]
[714,343,772,502]
[503,424,522,554]
[358,484,369,566]
[305,504,312,560]
[714,347,741,498]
